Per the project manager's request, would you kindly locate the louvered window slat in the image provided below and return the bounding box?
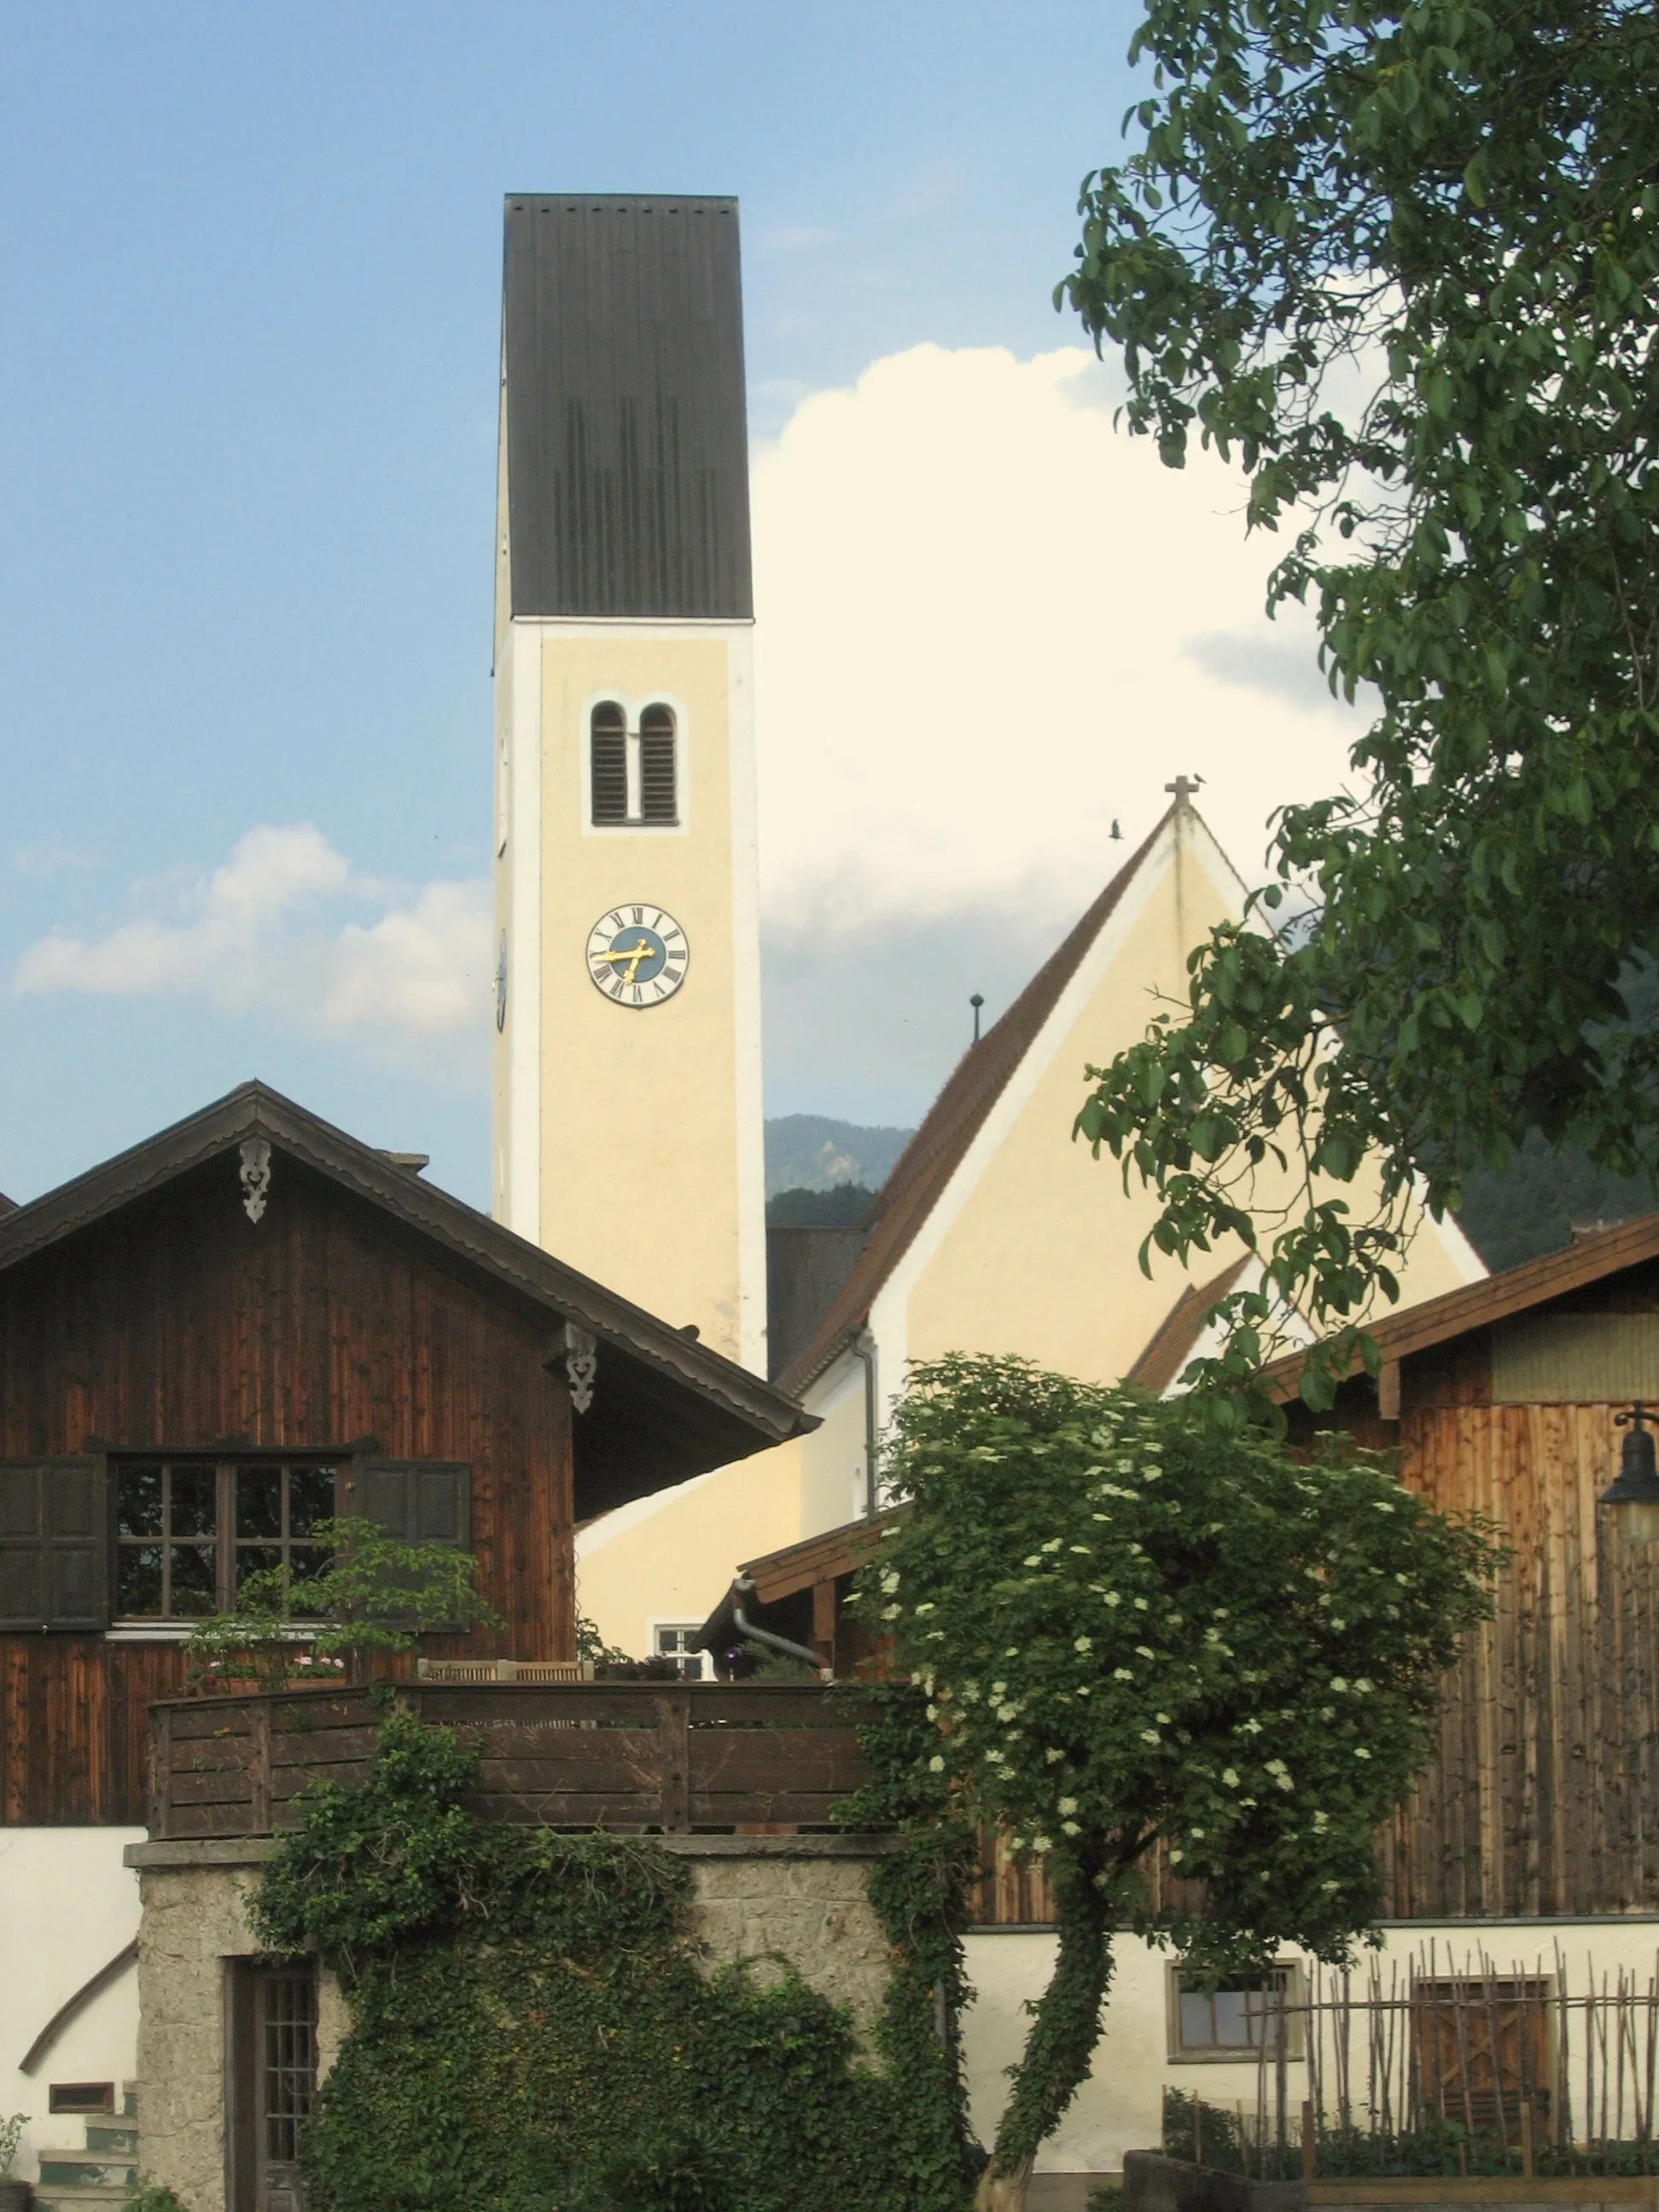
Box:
[639,704,678,824]
[590,703,627,824]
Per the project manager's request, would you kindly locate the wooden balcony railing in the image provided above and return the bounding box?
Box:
[146,1680,874,1841]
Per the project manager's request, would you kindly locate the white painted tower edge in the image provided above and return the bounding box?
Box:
[726,626,767,1375]
[506,620,543,1244]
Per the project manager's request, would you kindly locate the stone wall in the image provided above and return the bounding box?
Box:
[130,1843,350,2212]
[669,1834,894,2049]
[125,1832,896,2212]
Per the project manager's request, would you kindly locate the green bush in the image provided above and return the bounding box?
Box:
[253,1711,977,2212]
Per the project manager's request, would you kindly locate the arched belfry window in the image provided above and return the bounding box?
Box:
[639,705,677,824]
[590,703,628,824]
[588,701,679,828]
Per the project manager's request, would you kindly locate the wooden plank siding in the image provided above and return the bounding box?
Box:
[1379,1397,1659,1919]
[964,1386,1659,1926]
[147,1682,871,1838]
[0,1155,576,1825]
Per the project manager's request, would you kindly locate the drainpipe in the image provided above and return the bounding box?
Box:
[728,1575,830,1678]
[853,1327,879,1519]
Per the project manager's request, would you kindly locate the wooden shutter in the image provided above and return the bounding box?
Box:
[355,1460,471,1548]
[352,1460,473,1631]
[0,1458,109,1631]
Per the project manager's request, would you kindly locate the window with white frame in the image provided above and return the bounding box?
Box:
[650,1621,713,1679]
[1167,1963,1303,2063]
[589,701,678,828]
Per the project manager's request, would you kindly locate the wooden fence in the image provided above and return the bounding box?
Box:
[1167,1947,1659,2180]
[146,1680,872,1840]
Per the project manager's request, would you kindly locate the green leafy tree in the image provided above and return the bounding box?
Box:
[1057,1,1659,1404]
[855,1357,1498,2212]
[183,1516,504,1691]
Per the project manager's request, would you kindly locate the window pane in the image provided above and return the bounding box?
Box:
[235,1545,285,1597]
[288,1465,336,1537]
[236,1467,282,1539]
[118,1464,165,1538]
[1179,1991,1215,2048]
[169,1544,218,1616]
[171,1466,218,1539]
[117,1545,165,1616]
[1212,1991,1254,2046]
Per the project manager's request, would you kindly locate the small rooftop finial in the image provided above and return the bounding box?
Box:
[969,992,985,1045]
[1165,774,1204,809]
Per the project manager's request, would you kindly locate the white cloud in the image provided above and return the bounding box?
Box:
[8,344,1368,1126]
[751,342,1363,942]
[10,824,489,1074]
[9,838,99,880]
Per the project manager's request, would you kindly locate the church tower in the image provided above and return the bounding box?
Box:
[492,195,765,1371]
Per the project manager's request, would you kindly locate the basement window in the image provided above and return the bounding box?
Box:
[1167,1964,1303,2063]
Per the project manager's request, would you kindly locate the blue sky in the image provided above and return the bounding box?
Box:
[1,5,1354,1208]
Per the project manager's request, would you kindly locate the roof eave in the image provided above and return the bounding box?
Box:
[0,1080,816,1453]
[1262,1209,1659,1406]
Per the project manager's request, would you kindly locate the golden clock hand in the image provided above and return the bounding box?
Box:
[593,939,655,966]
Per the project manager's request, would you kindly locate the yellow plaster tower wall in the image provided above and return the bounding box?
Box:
[491,196,766,1377]
[510,623,763,1366]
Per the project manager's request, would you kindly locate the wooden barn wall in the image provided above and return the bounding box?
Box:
[0,1159,575,1825]
[1383,1399,1659,1919]
[972,1384,1659,1929]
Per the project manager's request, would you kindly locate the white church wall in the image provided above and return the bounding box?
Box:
[797,1355,872,1534]
[573,1447,806,1660]
[0,1828,144,2181]
[725,628,767,1377]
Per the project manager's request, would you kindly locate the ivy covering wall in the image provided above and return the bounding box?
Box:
[250,1711,978,2212]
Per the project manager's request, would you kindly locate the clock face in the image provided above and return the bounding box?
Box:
[586,905,690,1009]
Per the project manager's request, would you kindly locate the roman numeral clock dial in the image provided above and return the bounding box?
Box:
[585,906,690,1008]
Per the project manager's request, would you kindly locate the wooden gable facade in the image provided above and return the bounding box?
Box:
[1266,1214,1659,1925]
[713,1213,1659,1930]
[0,1084,813,1829]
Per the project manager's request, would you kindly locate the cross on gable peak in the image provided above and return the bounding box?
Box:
[1165,773,1204,808]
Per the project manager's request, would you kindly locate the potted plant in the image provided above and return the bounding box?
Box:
[183,1516,504,1692]
[0,2110,32,2212]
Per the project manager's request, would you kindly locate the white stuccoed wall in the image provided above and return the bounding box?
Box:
[963,1920,1659,2180]
[0,1828,146,2182]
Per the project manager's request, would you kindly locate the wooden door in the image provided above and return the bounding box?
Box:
[1411,1976,1551,2135]
[228,1962,316,2212]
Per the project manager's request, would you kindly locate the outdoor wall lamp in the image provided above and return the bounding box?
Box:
[1599,1403,1659,1543]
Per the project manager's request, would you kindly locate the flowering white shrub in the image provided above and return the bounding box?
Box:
[849,1353,1498,2201]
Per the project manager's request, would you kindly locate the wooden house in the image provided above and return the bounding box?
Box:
[696,1215,1659,2187]
[0,1080,815,2205]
